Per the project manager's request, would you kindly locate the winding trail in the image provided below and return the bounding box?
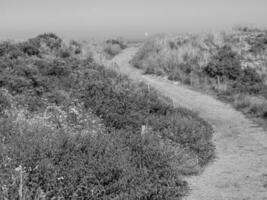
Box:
[108,47,267,200]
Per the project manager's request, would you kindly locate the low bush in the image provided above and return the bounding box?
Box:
[28,33,63,51]
[59,49,71,58]
[18,42,40,56]
[233,67,263,94]
[205,46,264,94]
[104,43,122,57]
[248,31,267,55]
[204,46,242,81]
[69,40,82,55]
[103,39,127,57]
[0,104,188,199]
[0,41,23,59]
[106,39,127,49]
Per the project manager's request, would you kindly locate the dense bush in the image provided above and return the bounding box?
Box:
[233,67,264,94]
[0,34,215,199]
[204,46,242,80]
[106,39,127,49]
[248,31,267,55]
[0,111,188,199]
[19,42,40,56]
[104,43,122,57]
[205,46,264,94]
[0,41,23,59]
[78,62,214,166]
[69,40,82,55]
[103,39,127,57]
[0,93,189,199]
[0,36,215,165]
[28,33,63,51]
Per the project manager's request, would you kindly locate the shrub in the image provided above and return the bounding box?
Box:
[204,46,242,80]
[0,36,214,167]
[0,35,215,199]
[104,43,122,57]
[131,39,160,69]
[28,33,63,51]
[103,39,127,57]
[0,108,188,200]
[79,62,214,165]
[69,40,82,55]
[0,41,23,59]
[168,41,177,50]
[106,39,127,49]
[0,39,215,167]
[232,67,263,94]
[0,42,12,56]
[59,49,71,58]
[179,63,193,74]
[248,32,267,55]
[19,42,40,56]
[168,71,181,81]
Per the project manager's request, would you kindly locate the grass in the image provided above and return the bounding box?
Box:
[0,33,214,199]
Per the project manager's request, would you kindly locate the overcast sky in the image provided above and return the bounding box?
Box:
[1,0,267,40]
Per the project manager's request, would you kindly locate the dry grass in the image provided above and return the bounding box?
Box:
[132,32,223,74]
[233,94,267,117]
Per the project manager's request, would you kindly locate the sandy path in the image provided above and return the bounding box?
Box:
[108,47,267,200]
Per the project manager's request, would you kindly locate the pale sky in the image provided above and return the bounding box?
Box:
[1,0,267,40]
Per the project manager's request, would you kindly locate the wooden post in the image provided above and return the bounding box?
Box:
[141,125,146,136]
[217,76,220,90]
[18,166,23,200]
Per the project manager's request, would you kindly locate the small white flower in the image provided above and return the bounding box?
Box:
[15,165,22,172]
[57,176,64,180]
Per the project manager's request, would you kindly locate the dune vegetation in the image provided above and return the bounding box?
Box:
[131,27,267,121]
[103,38,127,58]
[0,33,214,199]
